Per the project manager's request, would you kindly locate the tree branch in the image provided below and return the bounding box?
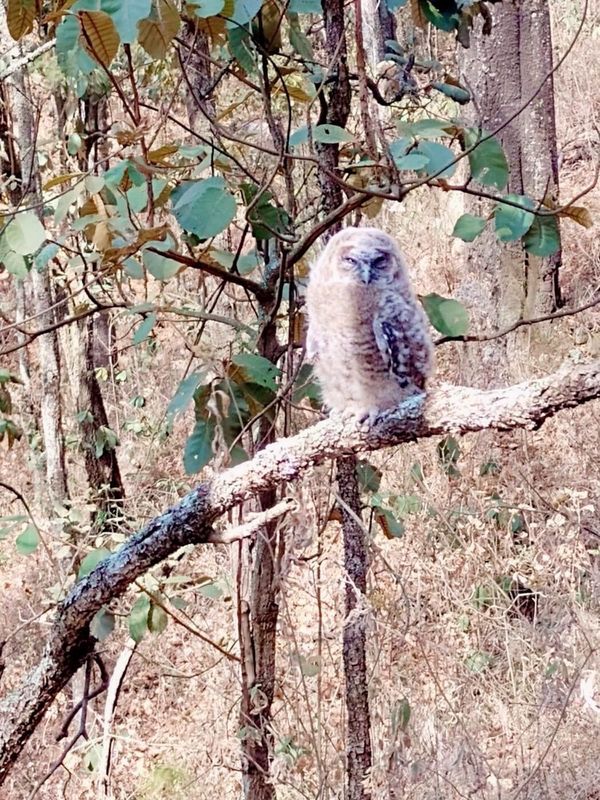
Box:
[1,359,599,785]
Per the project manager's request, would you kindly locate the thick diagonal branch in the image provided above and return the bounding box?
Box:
[1,360,599,785]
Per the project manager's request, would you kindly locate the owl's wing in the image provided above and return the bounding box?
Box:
[373,309,430,391]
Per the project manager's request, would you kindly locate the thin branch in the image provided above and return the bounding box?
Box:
[435,294,600,345]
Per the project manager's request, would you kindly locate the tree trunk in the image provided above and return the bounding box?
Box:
[458,0,562,383]
[0,7,68,502]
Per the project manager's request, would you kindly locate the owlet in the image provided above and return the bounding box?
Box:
[305,226,433,418]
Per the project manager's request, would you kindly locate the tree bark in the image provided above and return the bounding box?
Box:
[0,6,68,502]
[458,0,562,383]
[1,360,599,786]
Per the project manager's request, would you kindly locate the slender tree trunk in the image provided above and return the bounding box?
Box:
[316,4,373,797]
[0,7,68,502]
[238,317,281,800]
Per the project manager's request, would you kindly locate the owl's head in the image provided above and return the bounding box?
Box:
[317,227,405,286]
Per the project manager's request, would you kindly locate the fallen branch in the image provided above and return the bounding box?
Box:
[1,359,599,785]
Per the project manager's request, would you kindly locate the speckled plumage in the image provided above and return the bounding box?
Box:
[306,227,433,417]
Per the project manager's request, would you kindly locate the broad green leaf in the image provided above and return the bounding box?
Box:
[166,371,207,421]
[110,0,152,42]
[356,461,382,493]
[133,312,157,345]
[288,14,314,59]
[414,141,457,178]
[494,194,535,242]
[289,126,309,148]
[228,25,256,73]
[148,602,168,634]
[34,242,60,271]
[385,0,407,8]
[395,153,430,171]
[452,213,487,242]
[397,118,454,139]
[437,435,461,476]
[197,578,224,599]
[312,124,354,144]
[373,506,405,539]
[391,698,411,735]
[15,524,40,555]
[171,176,236,239]
[288,0,322,11]
[3,251,27,278]
[464,128,509,189]
[422,293,469,336]
[228,0,262,25]
[90,607,116,641]
[56,5,97,77]
[522,214,561,256]
[184,418,216,473]
[67,132,82,155]
[232,353,282,390]
[4,212,46,255]
[129,594,151,642]
[78,547,111,579]
[192,0,225,16]
[142,235,181,281]
[419,0,458,31]
[298,655,320,677]
[431,80,470,104]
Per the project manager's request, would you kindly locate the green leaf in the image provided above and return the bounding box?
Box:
[184,418,216,474]
[3,251,28,278]
[191,0,225,16]
[78,547,111,579]
[395,153,431,171]
[419,0,459,31]
[288,14,314,58]
[4,211,46,255]
[142,235,180,281]
[464,128,509,189]
[288,0,322,11]
[197,578,223,599]
[232,353,282,391]
[228,0,262,25]
[298,654,320,676]
[414,141,457,178]
[522,214,560,256]
[133,312,157,345]
[289,126,309,148]
[452,213,487,242]
[356,460,382,493]
[167,371,207,421]
[129,594,151,642]
[109,0,151,41]
[171,176,236,239]
[15,524,40,555]
[494,194,535,242]
[437,435,461,476]
[421,293,469,336]
[385,0,407,8]
[34,242,60,271]
[391,697,411,735]
[148,602,168,634]
[228,24,256,73]
[373,506,405,539]
[431,80,470,104]
[465,651,493,673]
[397,118,454,139]
[95,426,118,457]
[90,607,116,641]
[312,124,354,144]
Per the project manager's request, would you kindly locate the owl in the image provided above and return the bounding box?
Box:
[305,226,433,419]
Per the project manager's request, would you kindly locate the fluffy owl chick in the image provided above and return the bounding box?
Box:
[305,227,433,419]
